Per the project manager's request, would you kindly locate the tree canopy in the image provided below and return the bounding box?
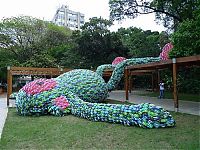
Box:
[109,0,198,30]
[0,16,48,62]
[0,16,72,68]
[73,17,115,68]
[169,3,200,58]
[116,27,169,57]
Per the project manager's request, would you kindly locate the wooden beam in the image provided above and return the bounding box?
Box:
[10,70,65,76]
[126,55,200,71]
[127,59,172,70]
[176,55,200,63]
[9,67,72,76]
[10,66,61,71]
[172,58,178,112]
[9,67,72,77]
[130,70,155,74]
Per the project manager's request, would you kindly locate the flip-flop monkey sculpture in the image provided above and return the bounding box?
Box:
[16,57,175,128]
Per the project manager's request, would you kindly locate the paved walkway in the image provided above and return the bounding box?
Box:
[0,91,199,138]
[0,93,8,139]
[108,90,200,116]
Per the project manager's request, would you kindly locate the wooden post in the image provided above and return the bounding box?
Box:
[157,69,160,91]
[125,68,130,100]
[129,75,132,93]
[151,72,154,91]
[7,66,12,106]
[172,58,178,112]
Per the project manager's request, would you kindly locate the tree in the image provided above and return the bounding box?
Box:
[116,27,162,57]
[0,47,20,82]
[169,4,200,58]
[108,31,129,58]
[0,16,73,68]
[158,31,170,49]
[43,23,73,67]
[74,17,115,68]
[166,2,200,94]
[0,16,48,63]
[44,23,72,48]
[22,53,57,68]
[49,43,82,69]
[109,0,198,30]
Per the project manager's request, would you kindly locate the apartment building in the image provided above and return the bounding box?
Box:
[52,5,85,30]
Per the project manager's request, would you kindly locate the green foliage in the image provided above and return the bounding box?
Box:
[153,0,198,29]
[0,16,48,62]
[165,3,200,94]
[0,48,20,82]
[169,15,200,57]
[81,17,113,35]
[161,67,200,94]
[177,67,200,94]
[0,16,73,67]
[22,53,57,68]
[49,44,84,69]
[109,0,198,30]
[122,27,147,57]
[158,31,170,48]
[108,32,129,57]
[0,48,19,67]
[117,27,164,57]
[44,23,72,47]
[74,17,120,68]
[0,15,169,71]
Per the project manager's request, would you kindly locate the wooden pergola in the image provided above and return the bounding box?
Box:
[124,55,200,111]
[126,69,158,93]
[6,55,200,111]
[7,67,72,106]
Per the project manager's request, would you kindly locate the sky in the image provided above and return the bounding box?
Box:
[0,0,166,32]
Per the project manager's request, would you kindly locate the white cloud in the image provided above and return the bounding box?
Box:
[0,0,166,32]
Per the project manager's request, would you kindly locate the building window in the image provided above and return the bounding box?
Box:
[53,5,85,30]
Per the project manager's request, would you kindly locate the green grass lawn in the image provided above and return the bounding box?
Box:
[137,91,200,102]
[0,108,199,150]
